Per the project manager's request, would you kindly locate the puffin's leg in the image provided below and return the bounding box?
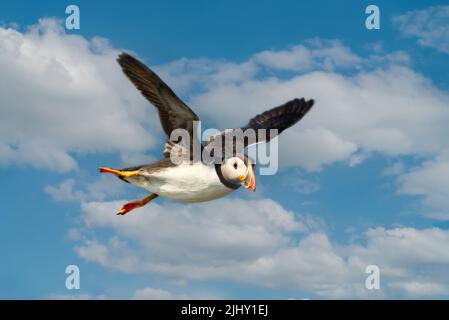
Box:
[99,167,139,178]
[117,193,158,215]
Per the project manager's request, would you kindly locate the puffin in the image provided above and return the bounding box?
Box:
[100,53,314,215]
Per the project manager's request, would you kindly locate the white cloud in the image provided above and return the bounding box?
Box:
[4,19,449,179]
[398,156,449,219]
[77,198,307,274]
[389,281,447,297]
[155,57,258,96]
[0,19,156,172]
[73,195,449,298]
[132,287,191,300]
[394,5,449,54]
[75,198,355,297]
[189,65,449,171]
[45,179,84,202]
[48,293,106,300]
[158,38,449,217]
[45,175,126,202]
[280,127,357,170]
[85,175,127,201]
[120,39,444,175]
[253,39,363,72]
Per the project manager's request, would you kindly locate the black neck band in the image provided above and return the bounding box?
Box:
[215,164,241,190]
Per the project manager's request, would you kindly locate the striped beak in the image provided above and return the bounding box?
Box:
[242,164,256,191]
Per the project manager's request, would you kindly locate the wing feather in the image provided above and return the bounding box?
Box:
[204,98,314,160]
[117,53,200,158]
[243,98,314,144]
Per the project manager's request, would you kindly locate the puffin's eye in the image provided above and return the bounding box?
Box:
[233,162,238,169]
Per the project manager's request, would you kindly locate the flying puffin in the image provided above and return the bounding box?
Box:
[100,53,314,215]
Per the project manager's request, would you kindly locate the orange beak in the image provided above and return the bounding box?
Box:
[242,164,256,191]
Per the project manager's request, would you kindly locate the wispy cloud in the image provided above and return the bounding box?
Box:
[393,5,449,54]
[132,288,192,300]
[48,293,107,300]
[398,154,449,219]
[45,179,84,202]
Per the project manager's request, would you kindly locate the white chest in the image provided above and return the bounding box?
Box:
[135,163,235,202]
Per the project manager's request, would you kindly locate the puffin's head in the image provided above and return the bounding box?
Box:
[220,155,256,191]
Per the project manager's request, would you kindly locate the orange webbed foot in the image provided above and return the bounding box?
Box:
[117,200,143,215]
[116,194,158,216]
[99,167,140,178]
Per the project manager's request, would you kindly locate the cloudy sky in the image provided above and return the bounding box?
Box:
[1,0,449,299]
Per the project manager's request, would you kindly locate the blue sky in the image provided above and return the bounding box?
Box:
[1,0,449,299]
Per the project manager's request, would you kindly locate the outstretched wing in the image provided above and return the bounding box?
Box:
[204,98,314,160]
[117,53,200,158]
[242,97,314,145]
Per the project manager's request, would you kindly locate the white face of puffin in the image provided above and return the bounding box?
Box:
[220,157,256,191]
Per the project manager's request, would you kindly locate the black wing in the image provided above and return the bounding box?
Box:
[204,98,314,160]
[117,53,200,157]
[242,97,314,145]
